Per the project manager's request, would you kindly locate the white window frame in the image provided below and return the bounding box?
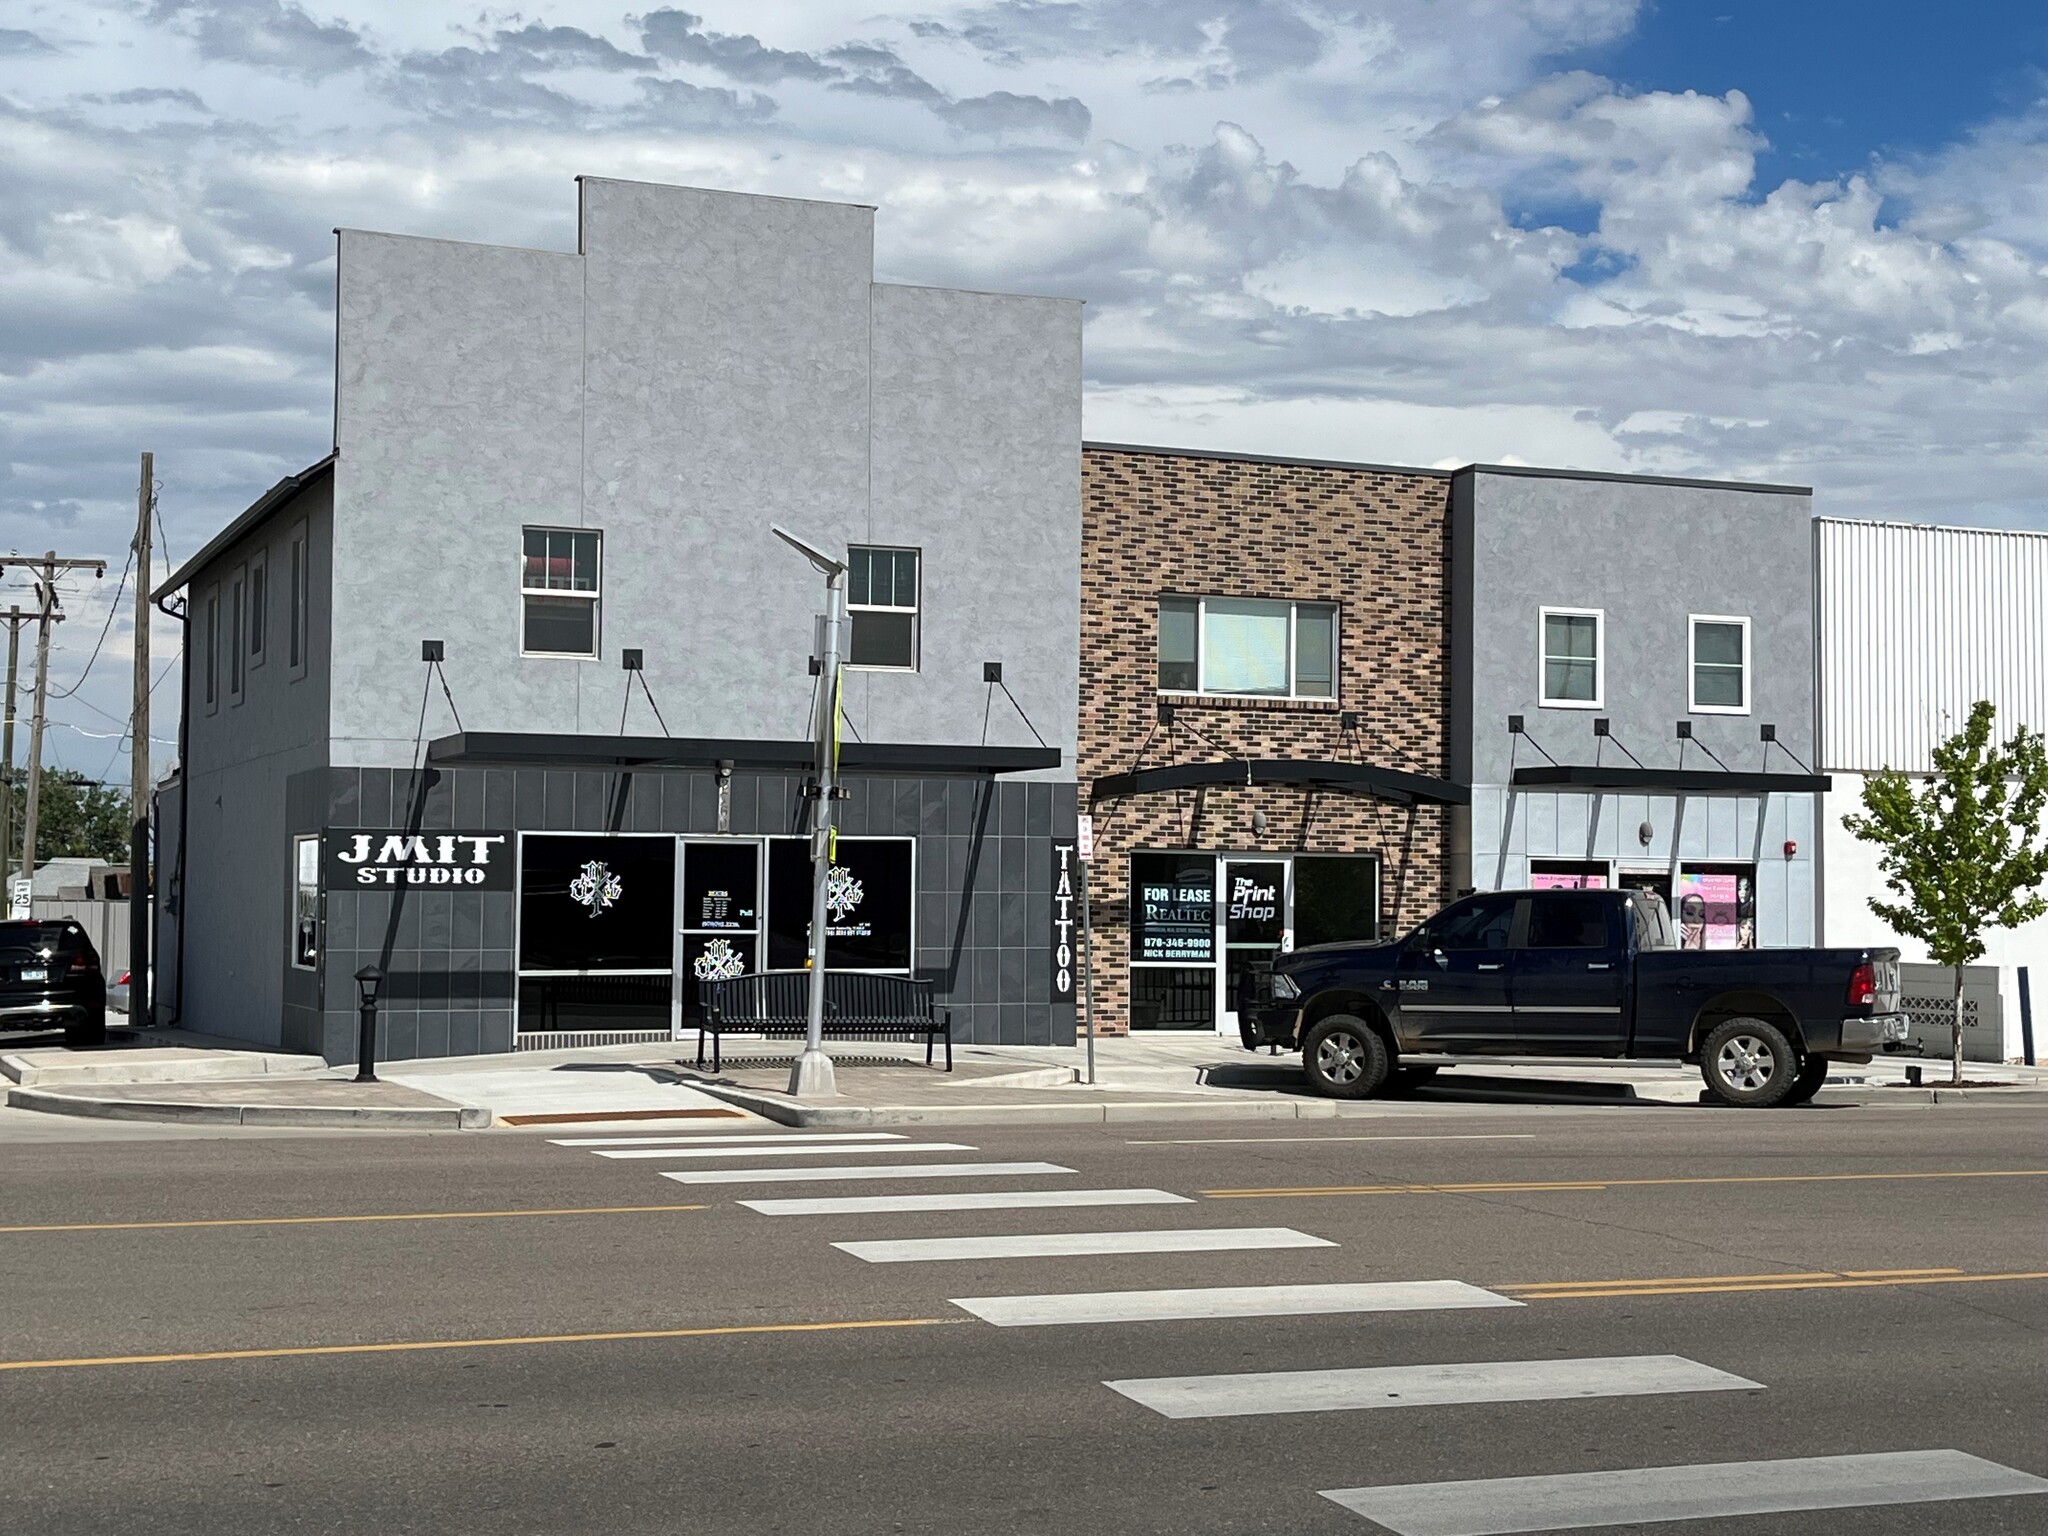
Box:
[845,545,921,674]
[520,526,603,661]
[1538,605,1604,710]
[1687,613,1751,715]
[1157,595,1340,702]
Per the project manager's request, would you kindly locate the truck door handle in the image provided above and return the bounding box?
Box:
[1586,963,1612,971]
[1477,962,1505,971]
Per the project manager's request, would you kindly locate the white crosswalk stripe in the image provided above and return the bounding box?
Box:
[593,1141,975,1160]
[948,1281,1520,1327]
[549,1132,909,1147]
[659,1161,1074,1185]
[1320,1449,2048,1535]
[740,1188,1192,1216]
[1105,1355,1759,1420]
[835,1226,1334,1264]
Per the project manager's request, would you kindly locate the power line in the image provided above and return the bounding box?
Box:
[48,544,134,699]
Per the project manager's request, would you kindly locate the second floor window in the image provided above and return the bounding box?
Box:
[848,546,919,670]
[1540,607,1602,707]
[1690,615,1750,712]
[1158,596,1336,699]
[522,528,601,658]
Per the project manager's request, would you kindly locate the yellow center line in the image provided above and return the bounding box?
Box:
[0,1316,963,1373]
[0,1204,708,1235]
[1202,1168,2048,1199]
[1509,1272,1843,1290]
[1840,1267,1966,1278]
[1504,1271,2048,1301]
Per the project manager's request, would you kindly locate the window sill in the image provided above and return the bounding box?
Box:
[845,664,920,675]
[1157,692,1339,712]
[1539,699,1604,711]
[1689,705,1752,717]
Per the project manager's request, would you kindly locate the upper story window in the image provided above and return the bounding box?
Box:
[1689,615,1750,713]
[287,523,308,676]
[1158,596,1336,699]
[522,528,601,658]
[248,552,267,669]
[228,569,246,703]
[847,546,919,670]
[1540,607,1602,708]
[203,587,219,711]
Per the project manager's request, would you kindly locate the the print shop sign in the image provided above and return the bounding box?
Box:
[1134,860,1216,962]
[323,831,514,890]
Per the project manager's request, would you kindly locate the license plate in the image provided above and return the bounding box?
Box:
[18,967,46,982]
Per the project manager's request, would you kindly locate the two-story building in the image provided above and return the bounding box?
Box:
[152,178,1083,1062]
[1450,466,1824,946]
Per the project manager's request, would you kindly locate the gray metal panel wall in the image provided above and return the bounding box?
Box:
[1818,517,2048,773]
[1464,470,1816,781]
[862,282,1082,771]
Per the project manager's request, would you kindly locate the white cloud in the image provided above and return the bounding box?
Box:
[3,0,2048,769]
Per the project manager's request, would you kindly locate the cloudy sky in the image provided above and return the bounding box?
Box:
[4,0,2048,784]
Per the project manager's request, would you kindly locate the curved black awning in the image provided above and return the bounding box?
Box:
[1091,758,1467,806]
[429,731,1060,776]
[1512,765,1830,793]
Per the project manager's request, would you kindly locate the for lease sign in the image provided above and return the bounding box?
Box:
[322,830,514,889]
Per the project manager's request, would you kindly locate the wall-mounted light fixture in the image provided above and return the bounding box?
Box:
[1252,808,1268,835]
[1638,820,1655,847]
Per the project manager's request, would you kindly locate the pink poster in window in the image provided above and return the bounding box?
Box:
[1676,870,1754,949]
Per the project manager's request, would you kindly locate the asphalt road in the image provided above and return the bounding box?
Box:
[4,1101,2046,1535]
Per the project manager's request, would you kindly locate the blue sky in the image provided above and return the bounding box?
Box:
[1596,1,2048,185]
[4,0,2048,780]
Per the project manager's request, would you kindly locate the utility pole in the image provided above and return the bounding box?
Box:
[1,606,26,892]
[131,453,154,1026]
[0,552,107,891]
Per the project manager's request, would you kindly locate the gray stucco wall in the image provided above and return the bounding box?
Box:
[862,282,1082,769]
[174,473,334,1046]
[328,179,1081,772]
[1457,469,1816,782]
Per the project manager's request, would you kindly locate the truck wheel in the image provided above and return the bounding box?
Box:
[1700,1017,1801,1107]
[1302,1015,1390,1099]
[1782,1054,1830,1107]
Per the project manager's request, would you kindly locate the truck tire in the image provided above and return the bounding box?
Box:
[1699,1017,1801,1107]
[1782,1054,1830,1107]
[1302,1015,1390,1099]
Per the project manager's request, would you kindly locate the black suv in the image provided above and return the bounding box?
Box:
[0,920,108,1045]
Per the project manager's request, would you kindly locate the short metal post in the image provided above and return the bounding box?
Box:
[2021,966,2037,1068]
[354,965,382,1083]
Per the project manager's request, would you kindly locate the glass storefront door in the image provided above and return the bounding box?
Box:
[680,841,762,1022]
[1222,859,1286,1036]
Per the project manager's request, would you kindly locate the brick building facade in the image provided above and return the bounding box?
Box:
[1078,444,1459,1035]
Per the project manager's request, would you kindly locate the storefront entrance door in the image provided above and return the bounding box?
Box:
[1221,859,1286,1037]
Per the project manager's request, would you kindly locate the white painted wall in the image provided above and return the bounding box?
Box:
[1822,773,2038,1060]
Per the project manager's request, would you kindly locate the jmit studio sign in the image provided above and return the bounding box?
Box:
[323,831,514,890]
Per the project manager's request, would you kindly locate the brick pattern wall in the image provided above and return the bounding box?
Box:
[1079,447,1453,1032]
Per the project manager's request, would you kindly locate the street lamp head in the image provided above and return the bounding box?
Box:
[354,965,383,1007]
[772,525,846,580]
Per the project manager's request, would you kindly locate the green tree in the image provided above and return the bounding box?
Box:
[3,768,133,871]
[1842,700,2048,1084]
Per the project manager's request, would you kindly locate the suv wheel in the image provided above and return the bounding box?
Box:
[1301,1014,1390,1100]
[1699,1017,1801,1107]
[65,1006,107,1048]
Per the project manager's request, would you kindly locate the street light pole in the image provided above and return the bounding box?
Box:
[773,526,846,1101]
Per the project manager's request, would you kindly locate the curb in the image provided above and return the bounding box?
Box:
[4,1085,491,1130]
[680,1081,1348,1126]
[1,1050,327,1089]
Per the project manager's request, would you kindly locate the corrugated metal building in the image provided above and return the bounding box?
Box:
[1818,517,2048,1059]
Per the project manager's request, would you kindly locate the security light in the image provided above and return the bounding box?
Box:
[772,525,847,579]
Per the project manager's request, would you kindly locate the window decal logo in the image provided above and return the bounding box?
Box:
[825,863,864,921]
[692,937,747,982]
[569,859,623,917]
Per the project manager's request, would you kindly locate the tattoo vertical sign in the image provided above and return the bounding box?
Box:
[1051,839,1078,1003]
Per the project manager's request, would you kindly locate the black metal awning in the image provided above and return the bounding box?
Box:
[426,731,1060,776]
[1091,759,1468,806]
[1511,765,1831,794]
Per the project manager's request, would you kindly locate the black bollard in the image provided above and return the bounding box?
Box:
[354,964,383,1083]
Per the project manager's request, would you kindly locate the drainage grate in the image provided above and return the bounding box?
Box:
[515,1030,675,1051]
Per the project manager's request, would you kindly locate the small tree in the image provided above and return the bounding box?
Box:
[1842,700,2048,1084]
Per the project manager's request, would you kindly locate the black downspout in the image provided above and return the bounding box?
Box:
[155,589,189,1030]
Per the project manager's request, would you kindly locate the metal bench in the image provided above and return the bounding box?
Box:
[697,972,953,1073]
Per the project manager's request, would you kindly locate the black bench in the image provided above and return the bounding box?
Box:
[697,972,953,1073]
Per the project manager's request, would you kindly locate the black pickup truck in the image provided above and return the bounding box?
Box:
[1244,887,1909,1107]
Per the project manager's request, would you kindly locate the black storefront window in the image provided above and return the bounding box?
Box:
[518,834,675,1034]
[766,837,914,971]
[1130,852,1216,963]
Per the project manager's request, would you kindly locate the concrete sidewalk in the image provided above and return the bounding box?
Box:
[4,1026,2044,1129]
